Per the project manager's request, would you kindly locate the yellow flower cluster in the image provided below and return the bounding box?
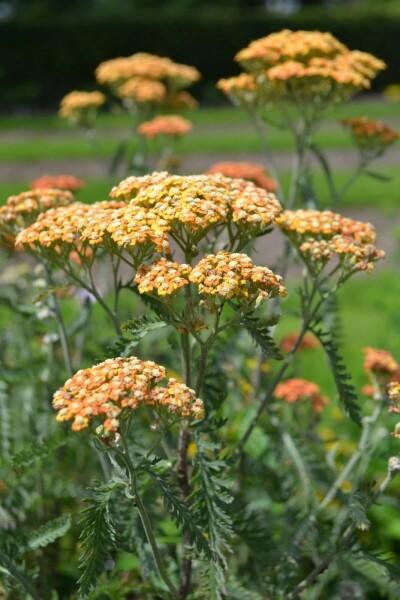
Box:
[220,29,385,109]
[30,175,85,193]
[59,91,106,122]
[135,258,191,296]
[278,209,384,273]
[188,251,286,306]
[206,161,277,193]
[341,117,399,157]
[95,53,200,90]
[110,172,170,201]
[118,77,166,105]
[137,115,193,139]
[53,356,204,434]
[0,189,74,241]
[388,382,400,413]
[277,209,376,243]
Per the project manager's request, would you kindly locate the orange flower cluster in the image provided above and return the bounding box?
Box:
[277,209,376,243]
[217,73,260,107]
[277,209,384,273]
[274,377,329,413]
[206,161,277,193]
[280,332,318,354]
[188,251,286,307]
[363,347,398,376]
[0,189,74,241]
[95,53,200,90]
[137,115,193,139]
[388,382,400,416]
[30,175,85,192]
[53,356,204,434]
[118,78,166,105]
[135,258,191,296]
[59,91,105,122]
[220,30,385,109]
[341,117,399,157]
[113,173,282,236]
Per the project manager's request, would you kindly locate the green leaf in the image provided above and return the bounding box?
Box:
[348,491,371,531]
[242,315,283,361]
[121,315,167,341]
[310,325,361,425]
[359,551,400,582]
[78,479,120,595]
[28,514,72,550]
[12,432,68,468]
[145,469,212,559]
[0,381,11,460]
[364,170,392,182]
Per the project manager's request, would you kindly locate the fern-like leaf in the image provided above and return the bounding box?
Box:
[0,381,11,460]
[359,551,400,582]
[121,315,167,341]
[146,469,212,559]
[310,325,361,425]
[12,432,68,468]
[190,436,233,597]
[242,315,283,361]
[78,479,120,595]
[28,514,72,550]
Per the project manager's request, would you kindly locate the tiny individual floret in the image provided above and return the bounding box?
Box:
[135,258,191,296]
[189,251,286,307]
[30,175,85,193]
[274,377,329,413]
[137,115,193,139]
[53,356,204,434]
[206,161,277,193]
[280,332,318,354]
[110,172,170,201]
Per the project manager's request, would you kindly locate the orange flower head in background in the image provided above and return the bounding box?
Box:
[30,175,85,193]
[274,377,329,413]
[206,161,277,193]
[280,332,318,354]
[118,78,166,105]
[137,115,193,139]
[53,356,204,434]
[341,116,399,158]
[363,347,398,377]
[59,91,105,124]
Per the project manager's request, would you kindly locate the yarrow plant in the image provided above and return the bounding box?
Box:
[60,52,200,175]
[0,29,399,600]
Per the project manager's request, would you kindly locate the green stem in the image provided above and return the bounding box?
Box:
[0,549,41,600]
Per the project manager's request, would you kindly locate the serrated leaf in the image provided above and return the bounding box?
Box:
[28,514,72,550]
[12,432,68,468]
[0,381,11,460]
[242,315,283,360]
[348,491,371,531]
[310,325,361,425]
[33,285,70,304]
[359,551,400,582]
[121,315,167,341]
[145,469,211,559]
[78,479,121,595]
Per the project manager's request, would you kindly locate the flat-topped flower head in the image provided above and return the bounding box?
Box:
[59,91,105,126]
[363,347,398,376]
[280,332,318,354]
[235,30,348,70]
[137,115,193,139]
[135,258,191,296]
[277,209,376,243]
[53,356,204,434]
[274,377,329,413]
[341,117,399,158]
[299,235,385,274]
[30,175,85,193]
[110,172,170,201]
[1,189,74,241]
[189,251,286,308]
[206,161,277,193]
[118,78,166,105]
[95,53,200,90]
[217,73,261,107]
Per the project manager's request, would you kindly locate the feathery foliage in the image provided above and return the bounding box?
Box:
[28,514,72,550]
[242,315,283,360]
